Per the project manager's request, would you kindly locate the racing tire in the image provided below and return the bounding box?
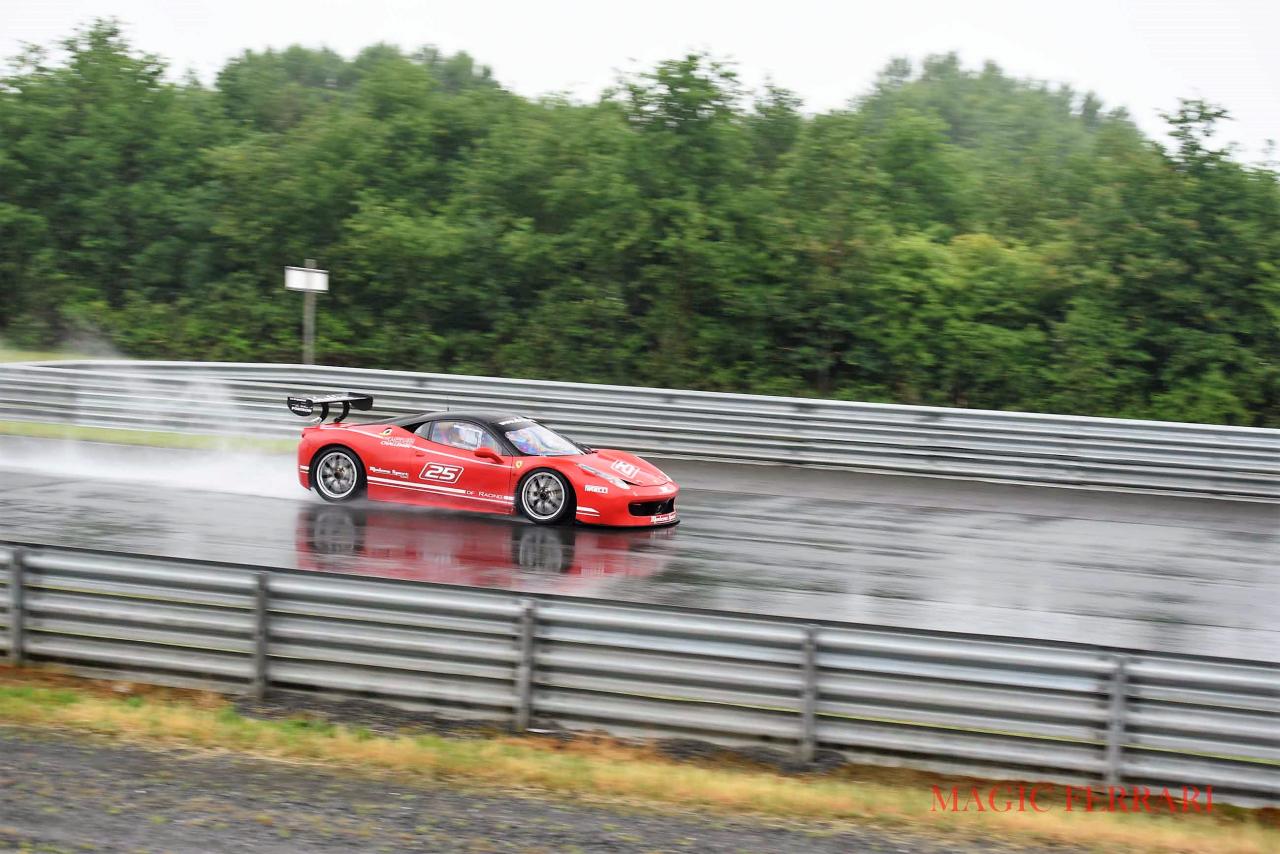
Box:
[311,446,366,503]
[517,469,575,525]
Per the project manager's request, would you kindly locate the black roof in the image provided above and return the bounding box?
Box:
[386,410,533,430]
[372,410,587,456]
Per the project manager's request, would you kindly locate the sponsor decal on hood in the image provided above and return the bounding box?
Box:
[585,450,668,486]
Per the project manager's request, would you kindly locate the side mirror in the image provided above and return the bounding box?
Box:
[473,447,503,463]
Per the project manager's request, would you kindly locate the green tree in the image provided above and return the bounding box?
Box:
[3,26,1279,427]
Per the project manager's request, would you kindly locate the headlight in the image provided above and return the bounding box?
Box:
[578,463,630,489]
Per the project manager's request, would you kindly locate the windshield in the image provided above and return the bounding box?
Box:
[504,423,581,457]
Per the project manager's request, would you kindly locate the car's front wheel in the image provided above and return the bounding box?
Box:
[312,447,365,503]
[518,470,574,525]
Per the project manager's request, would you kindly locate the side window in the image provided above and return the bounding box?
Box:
[428,420,502,453]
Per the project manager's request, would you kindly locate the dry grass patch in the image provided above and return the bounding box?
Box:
[0,670,1274,854]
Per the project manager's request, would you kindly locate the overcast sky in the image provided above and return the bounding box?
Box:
[5,0,1278,161]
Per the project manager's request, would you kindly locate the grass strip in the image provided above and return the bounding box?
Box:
[0,419,295,453]
[0,673,1275,853]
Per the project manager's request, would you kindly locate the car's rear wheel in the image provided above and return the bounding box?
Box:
[518,470,574,525]
[312,447,365,503]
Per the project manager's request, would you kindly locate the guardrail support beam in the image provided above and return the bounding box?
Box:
[1104,654,1129,787]
[514,599,537,732]
[8,548,25,667]
[799,625,818,763]
[251,573,269,701]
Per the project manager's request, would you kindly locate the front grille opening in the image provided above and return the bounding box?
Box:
[629,498,675,517]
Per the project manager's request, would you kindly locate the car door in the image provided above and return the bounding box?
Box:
[409,419,515,514]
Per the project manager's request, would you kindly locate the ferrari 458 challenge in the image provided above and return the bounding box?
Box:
[287,392,679,527]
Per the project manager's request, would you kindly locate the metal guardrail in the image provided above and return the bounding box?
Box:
[2,543,1276,806]
[1,360,1277,497]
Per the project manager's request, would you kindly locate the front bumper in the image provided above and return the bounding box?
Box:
[575,482,680,527]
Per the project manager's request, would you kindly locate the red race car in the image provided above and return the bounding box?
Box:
[288,392,679,527]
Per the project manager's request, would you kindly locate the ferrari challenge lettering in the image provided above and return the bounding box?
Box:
[369,466,409,479]
[420,463,464,483]
[584,484,609,494]
[380,437,414,448]
[610,460,640,479]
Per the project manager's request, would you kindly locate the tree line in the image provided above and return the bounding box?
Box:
[2,21,1278,426]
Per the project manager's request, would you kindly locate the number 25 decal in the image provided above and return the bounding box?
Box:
[420,463,463,483]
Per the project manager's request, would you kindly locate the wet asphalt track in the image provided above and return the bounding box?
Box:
[0,435,1276,661]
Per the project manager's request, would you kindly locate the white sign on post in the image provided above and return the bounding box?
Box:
[285,265,329,292]
[287,261,328,364]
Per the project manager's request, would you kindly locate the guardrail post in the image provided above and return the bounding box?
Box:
[514,599,536,732]
[8,548,25,667]
[1104,654,1129,787]
[251,573,269,701]
[799,625,818,763]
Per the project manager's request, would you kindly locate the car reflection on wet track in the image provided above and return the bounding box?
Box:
[296,504,675,591]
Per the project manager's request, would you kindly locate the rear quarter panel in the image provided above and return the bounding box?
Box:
[298,423,387,489]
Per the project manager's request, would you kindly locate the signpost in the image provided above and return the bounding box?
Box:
[285,260,328,365]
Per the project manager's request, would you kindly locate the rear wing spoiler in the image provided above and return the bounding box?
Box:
[286,392,374,422]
